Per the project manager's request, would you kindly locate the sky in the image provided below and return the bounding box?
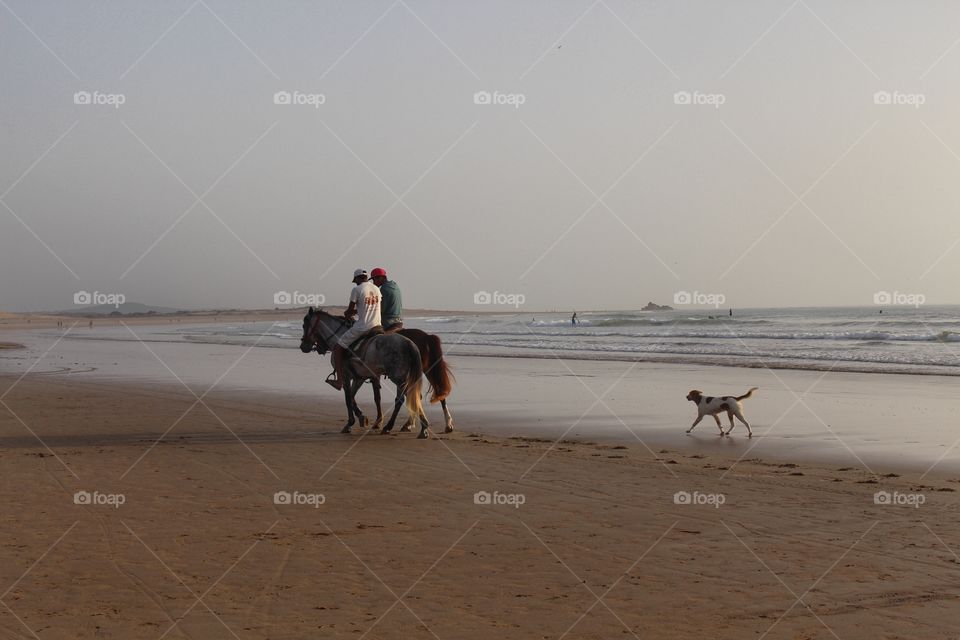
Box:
[2,0,960,312]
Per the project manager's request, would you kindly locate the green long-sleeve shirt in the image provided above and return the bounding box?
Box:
[380,280,402,325]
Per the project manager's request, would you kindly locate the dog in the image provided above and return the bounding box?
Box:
[685,387,758,437]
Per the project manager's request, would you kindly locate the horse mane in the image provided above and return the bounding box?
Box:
[312,308,348,321]
[304,308,354,339]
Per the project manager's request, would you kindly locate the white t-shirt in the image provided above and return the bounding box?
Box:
[349,281,382,331]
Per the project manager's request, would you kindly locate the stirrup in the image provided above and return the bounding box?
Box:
[325,371,342,390]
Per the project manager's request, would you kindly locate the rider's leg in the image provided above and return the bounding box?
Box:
[327,345,345,391]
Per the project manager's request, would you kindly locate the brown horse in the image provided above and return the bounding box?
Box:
[394,328,454,432]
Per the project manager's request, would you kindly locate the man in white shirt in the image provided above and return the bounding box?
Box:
[326,268,382,390]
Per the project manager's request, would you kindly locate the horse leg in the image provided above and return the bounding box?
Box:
[340,375,356,434]
[350,378,368,430]
[382,381,405,434]
[417,404,430,439]
[370,378,383,431]
[398,383,414,432]
[441,399,453,433]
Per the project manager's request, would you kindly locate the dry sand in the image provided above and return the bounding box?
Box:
[1,374,959,639]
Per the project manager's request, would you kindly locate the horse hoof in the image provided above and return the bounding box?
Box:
[341,425,352,434]
[399,425,412,433]
[417,432,428,439]
[444,426,454,433]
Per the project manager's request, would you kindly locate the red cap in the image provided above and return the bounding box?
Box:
[370,267,387,278]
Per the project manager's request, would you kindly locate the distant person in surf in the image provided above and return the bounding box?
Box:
[371,267,403,332]
[572,312,578,325]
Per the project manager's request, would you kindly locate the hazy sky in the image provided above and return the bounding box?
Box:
[3,1,960,312]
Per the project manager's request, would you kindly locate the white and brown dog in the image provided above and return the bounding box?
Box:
[686,387,758,437]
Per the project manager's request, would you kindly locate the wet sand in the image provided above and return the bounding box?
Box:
[2,373,960,639]
[2,323,960,473]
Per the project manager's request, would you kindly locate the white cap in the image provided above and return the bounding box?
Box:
[353,268,367,279]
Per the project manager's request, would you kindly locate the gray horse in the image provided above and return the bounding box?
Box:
[299,307,430,438]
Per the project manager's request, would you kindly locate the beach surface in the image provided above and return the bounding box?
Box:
[2,372,960,639]
[2,318,960,638]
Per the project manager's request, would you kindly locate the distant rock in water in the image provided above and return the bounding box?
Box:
[641,302,673,311]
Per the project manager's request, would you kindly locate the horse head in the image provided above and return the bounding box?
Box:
[300,306,321,353]
[301,307,349,354]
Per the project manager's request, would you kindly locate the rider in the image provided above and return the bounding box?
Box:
[370,267,403,332]
[326,268,382,390]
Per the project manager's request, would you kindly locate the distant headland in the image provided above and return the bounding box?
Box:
[641,301,673,311]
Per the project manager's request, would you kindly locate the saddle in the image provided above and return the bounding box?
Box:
[346,326,384,361]
[326,325,384,389]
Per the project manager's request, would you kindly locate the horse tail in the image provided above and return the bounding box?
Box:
[404,341,426,426]
[424,334,454,404]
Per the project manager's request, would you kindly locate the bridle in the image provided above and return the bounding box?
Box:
[302,310,350,354]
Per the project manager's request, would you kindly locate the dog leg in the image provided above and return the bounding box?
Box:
[686,415,704,433]
[735,412,752,438]
[713,415,724,436]
[725,410,735,435]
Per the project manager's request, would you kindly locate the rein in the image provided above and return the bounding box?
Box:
[305,311,350,353]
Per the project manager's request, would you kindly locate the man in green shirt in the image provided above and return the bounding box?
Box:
[370,267,403,332]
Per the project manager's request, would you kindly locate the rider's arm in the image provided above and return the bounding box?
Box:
[344,285,360,319]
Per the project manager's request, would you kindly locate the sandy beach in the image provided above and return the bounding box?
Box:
[2,359,960,638]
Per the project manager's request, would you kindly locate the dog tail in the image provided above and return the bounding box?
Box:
[736,387,758,401]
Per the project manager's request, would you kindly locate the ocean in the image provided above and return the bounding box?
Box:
[141,306,960,376]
